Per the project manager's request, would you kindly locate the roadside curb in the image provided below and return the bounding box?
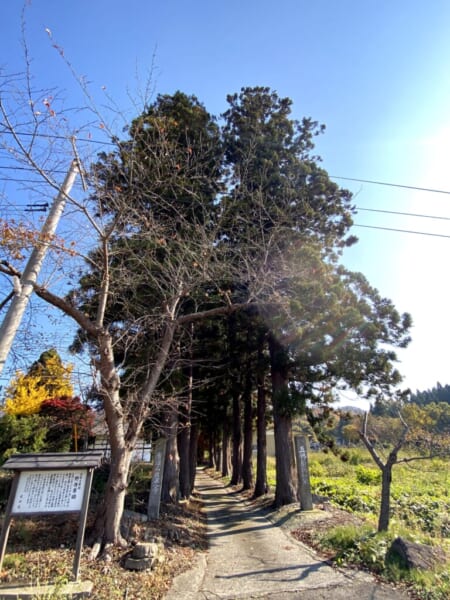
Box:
[164,553,207,599]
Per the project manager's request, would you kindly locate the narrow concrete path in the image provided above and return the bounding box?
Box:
[165,470,411,599]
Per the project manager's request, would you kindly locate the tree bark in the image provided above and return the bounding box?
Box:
[269,334,297,506]
[221,417,231,477]
[254,330,268,497]
[379,465,393,532]
[178,372,192,499]
[273,409,296,506]
[228,313,242,486]
[177,418,191,499]
[214,439,222,473]
[188,418,198,493]
[93,445,133,547]
[230,389,242,485]
[91,331,135,546]
[207,432,215,468]
[161,406,180,503]
[242,367,254,490]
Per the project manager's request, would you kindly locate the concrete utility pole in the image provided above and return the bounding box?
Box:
[0,160,79,377]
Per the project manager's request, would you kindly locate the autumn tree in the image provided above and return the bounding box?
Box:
[0,349,89,458]
[40,395,94,452]
[4,348,73,416]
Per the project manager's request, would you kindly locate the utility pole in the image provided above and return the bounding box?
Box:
[0,160,79,377]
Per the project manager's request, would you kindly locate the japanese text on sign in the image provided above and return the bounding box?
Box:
[12,470,87,514]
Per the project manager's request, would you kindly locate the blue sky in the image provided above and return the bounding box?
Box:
[2,1,450,401]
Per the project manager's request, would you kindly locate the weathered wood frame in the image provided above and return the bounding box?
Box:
[0,452,103,581]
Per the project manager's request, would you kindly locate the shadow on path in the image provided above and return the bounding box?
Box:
[165,469,412,599]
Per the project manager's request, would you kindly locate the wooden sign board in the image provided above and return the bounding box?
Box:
[12,469,87,514]
[0,451,103,582]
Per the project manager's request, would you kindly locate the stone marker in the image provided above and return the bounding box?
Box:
[124,541,163,571]
[147,438,167,520]
[294,435,313,511]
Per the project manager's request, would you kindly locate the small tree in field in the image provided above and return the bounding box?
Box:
[360,410,449,532]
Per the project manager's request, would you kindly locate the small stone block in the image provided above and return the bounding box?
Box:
[124,556,155,571]
[132,542,159,559]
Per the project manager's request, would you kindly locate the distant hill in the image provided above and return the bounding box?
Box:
[410,382,450,406]
[339,405,365,414]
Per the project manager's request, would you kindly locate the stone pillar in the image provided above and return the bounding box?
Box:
[294,435,313,511]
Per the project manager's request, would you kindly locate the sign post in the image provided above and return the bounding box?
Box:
[0,451,103,581]
[294,435,313,511]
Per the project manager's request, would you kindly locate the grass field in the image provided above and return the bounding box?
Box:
[310,449,448,543]
[267,447,449,599]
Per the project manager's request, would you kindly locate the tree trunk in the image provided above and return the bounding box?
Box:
[93,444,133,547]
[242,368,254,490]
[92,332,135,546]
[269,334,297,506]
[188,418,198,493]
[207,432,215,468]
[179,325,195,497]
[214,439,222,473]
[273,409,296,506]
[378,465,392,532]
[161,406,180,503]
[221,418,231,477]
[254,331,268,497]
[177,419,191,499]
[230,389,242,485]
[360,412,409,534]
[178,376,192,499]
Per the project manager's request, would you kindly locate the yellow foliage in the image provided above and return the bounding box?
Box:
[4,372,49,416]
[4,350,74,416]
[36,353,73,398]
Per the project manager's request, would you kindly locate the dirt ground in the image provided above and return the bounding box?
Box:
[0,472,411,600]
[0,498,207,599]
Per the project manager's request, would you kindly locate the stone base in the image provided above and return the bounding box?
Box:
[0,580,93,599]
[388,537,447,570]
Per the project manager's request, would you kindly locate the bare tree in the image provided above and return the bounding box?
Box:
[360,411,448,532]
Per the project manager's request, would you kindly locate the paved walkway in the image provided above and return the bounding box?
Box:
[165,470,411,599]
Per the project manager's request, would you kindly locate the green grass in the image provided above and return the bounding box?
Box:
[307,449,449,544]
[267,446,449,598]
[308,448,449,599]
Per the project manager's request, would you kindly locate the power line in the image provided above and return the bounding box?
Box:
[0,165,67,174]
[356,207,450,221]
[2,131,450,195]
[354,223,450,239]
[332,175,450,196]
[0,129,115,146]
